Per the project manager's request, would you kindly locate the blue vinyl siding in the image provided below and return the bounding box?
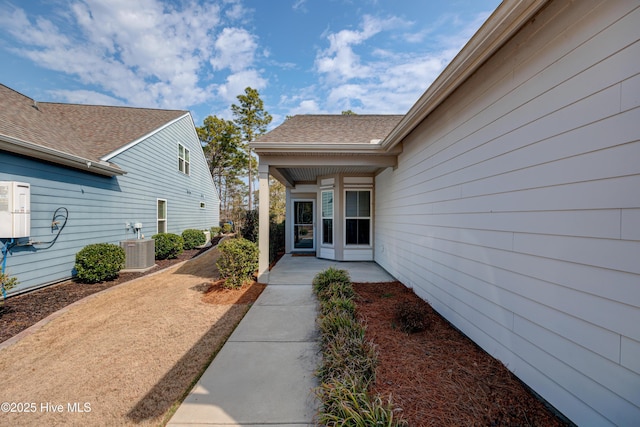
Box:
[0,115,219,294]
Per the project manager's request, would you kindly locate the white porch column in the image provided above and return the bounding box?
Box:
[257,163,270,283]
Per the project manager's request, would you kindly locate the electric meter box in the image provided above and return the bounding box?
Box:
[0,181,31,238]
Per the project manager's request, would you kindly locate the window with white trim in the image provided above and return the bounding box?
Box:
[157,199,167,233]
[321,190,333,245]
[178,143,190,175]
[345,190,370,245]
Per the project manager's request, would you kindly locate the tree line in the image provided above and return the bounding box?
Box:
[197,87,285,231]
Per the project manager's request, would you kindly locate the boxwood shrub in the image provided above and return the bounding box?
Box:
[182,229,206,250]
[152,233,184,260]
[216,237,258,289]
[75,243,125,284]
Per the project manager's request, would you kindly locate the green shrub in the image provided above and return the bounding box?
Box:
[241,209,258,242]
[269,220,285,264]
[222,223,233,234]
[152,233,184,260]
[1,271,19,303]
[216,237,258,289]
[182,229,206,250]
[395,301,430,333]
[210,226,222,236]
[75,243,125,284]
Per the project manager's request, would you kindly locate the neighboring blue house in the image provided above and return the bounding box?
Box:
[0,84,220,294]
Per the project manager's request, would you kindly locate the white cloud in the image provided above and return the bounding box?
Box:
[0,0,265,110]
[292,0,307,12]
[49,89,125,106]
[290,99,323,115]
[310,11,492,114]
[216,69,267,103]
[211,27,258,72]
[315,15,408,83]
[224,1,249,21]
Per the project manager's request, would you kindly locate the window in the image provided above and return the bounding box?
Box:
[178,143,190,175]
[321,190,333,245]
[157,199,167,233]
[345,190,370,245]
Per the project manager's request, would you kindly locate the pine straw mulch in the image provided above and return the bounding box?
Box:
[353,281,570,427]
[202,279,266,305]
[0,238,221,344]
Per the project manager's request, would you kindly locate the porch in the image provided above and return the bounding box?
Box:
[265,253,396,285]
[251,114,404,282]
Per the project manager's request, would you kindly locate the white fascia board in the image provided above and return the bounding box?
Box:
[0,135,125,176]
[101,112,191,161]
[381,0,549,150]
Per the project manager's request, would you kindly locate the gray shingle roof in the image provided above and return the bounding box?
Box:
[255,114,404,144]
[0,84,187,163]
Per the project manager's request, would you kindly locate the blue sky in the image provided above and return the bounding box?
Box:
[0,0,500,128]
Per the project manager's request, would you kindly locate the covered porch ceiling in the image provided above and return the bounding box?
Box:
[251,115,404,187]
[256,149,401,187]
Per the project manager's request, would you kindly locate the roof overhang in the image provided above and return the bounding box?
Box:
[0,135,126,177]
[251,140,402,187]
[381,0,550,149]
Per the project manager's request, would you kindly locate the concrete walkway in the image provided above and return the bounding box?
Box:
[167,254,395,426]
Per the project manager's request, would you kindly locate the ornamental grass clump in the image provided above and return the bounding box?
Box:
[75,243,125,284]
[216,237,258,289]
[317,377,403,427]
[319,296,356,318]
[312,268,406,426]
[312,266,350,296]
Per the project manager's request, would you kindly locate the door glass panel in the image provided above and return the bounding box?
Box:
[294,201,314,249]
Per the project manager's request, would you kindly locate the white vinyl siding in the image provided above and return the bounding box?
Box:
[374,1,640,426]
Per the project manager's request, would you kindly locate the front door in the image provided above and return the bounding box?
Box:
[293,200,314,251]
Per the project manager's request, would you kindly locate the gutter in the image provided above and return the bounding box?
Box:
[381,0,550,150]
[0,135,126,177]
